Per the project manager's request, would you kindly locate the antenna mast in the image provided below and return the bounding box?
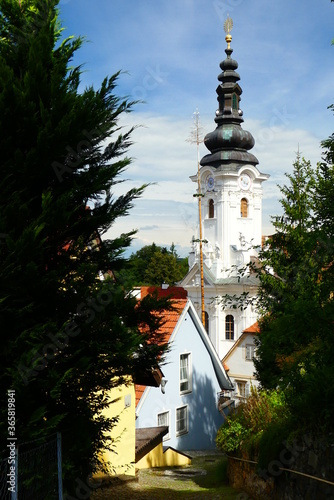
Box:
[187,110,205,327]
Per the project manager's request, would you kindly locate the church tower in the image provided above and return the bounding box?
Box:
[182,20,269,359]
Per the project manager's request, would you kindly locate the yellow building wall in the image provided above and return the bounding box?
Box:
[96,379,136,478]
[136,442,191,469]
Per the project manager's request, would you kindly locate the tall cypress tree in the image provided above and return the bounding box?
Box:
[0,0,168,492]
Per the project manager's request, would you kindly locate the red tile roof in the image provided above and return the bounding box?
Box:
[157,298,188,341]
[141,286,187,299]
[135,297,188,407]
[243,321,259,334]
[135,384,146,407]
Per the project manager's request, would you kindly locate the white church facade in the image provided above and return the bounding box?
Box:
[181,25,269,360]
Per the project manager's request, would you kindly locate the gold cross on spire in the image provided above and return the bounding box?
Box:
[224,16,233,49]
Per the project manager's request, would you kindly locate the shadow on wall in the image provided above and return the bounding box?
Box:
[177,368,226,451]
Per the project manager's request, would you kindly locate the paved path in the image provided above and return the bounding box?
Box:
[91,454,246,499]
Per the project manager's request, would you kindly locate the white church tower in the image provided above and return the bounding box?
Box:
[181,21,269,359]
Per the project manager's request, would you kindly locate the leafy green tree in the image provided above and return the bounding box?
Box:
[120,243,161,286]
[252,5,334,430]
[117,243,188,287]
[0,0,169,494]
[144,250,185,286]
[253,153,334,429]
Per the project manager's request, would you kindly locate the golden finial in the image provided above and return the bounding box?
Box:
[224,15,233,49]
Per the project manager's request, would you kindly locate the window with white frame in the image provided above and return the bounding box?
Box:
[236,381,247,398]
[180,353,192,394]
[245,344,256,361]
[157,411,170,440]
[176,405,188,436]
[225,315,234,340]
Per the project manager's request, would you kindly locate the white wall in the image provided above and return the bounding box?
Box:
[136,308,226,450]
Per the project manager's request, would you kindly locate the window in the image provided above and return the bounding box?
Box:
[209,199,214,218]
[225,315,234,340]
[176,406,188,436]
[180,353,192,393]
[204,311,209,335]
[157,411,170,440]
[245,344,255,361]
[236,381,247,398]
[240,198,248,218]
[232,93,238,110]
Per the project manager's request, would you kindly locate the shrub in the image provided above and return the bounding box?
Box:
[216,418,250,454]
[216,388,289,459]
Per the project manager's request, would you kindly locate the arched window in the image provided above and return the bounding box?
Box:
[209,199,214,219]
[204,311,209,335]
[240,198,248,218]
[225,315,234,340]
[232,93,238,110]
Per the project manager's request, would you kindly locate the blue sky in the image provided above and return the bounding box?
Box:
[59,0,334,256]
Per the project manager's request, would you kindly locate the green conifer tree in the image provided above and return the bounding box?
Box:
[254,153,334,428]
[0,0,168,493]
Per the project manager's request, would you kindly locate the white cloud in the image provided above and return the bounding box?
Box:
[59,0,333,255]
[104,111,325,254]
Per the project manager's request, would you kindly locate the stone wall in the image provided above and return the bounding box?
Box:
[227,457,274,499]
[228,434,334,500]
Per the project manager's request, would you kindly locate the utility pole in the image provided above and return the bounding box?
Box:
[187,110,206,327]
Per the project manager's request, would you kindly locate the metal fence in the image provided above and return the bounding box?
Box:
[0,433,63,500]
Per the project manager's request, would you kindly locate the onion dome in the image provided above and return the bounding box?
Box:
[201,23,258,169]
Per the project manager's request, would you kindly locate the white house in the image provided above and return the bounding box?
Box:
[222,322,259,405]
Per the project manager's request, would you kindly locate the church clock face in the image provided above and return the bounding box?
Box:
[206,175,215,191]
[239,173,251,190]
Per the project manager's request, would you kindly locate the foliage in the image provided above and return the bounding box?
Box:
[117,243,188,287]
[249,19,334,431]
[216,419,249,454]
[0,0,170,494]
[216,388,287,457]
[219,3,334,469]
[218,54,334,470]
[257,419,294,471]
[242,152,334,430]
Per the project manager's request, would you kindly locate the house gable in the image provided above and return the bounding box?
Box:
[135,299,232,451]
[222,322,260,402]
